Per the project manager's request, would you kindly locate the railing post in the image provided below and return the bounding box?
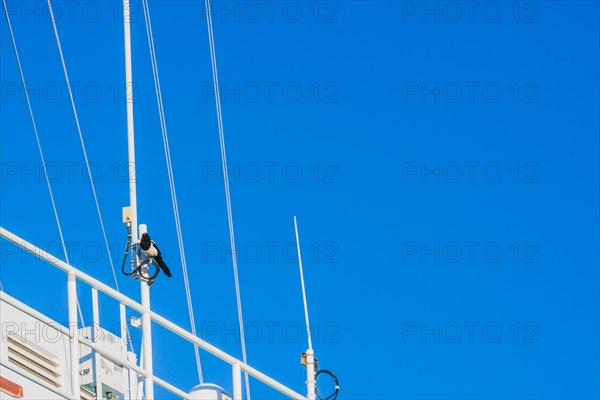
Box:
[67,272,80,399]
[91,288,101,399]
[232,363,242,400]
[120,303,128,343]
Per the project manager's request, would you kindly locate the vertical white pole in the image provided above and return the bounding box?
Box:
[91,288,101,399]
[294,217,316,400]
[139,224,154,399]
[123,0,154,396]
[67,272,81,399]
[91,288,100,329]
[119,303,132,400]
[232,363,242,400]
[305,349,316,400]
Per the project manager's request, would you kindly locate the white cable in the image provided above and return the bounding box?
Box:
[2,0,86,326]
[46,0,120,292]
[203,1,251,397]
[141,0,203,383]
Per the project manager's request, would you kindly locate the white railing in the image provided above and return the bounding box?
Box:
[0,227,307,400]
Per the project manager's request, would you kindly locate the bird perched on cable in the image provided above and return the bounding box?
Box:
[139,233,172,278]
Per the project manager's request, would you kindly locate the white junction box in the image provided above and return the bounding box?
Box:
[79,326,132,400]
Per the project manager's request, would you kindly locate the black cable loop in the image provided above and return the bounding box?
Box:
[315,369,339,400]
[137,258,160,282]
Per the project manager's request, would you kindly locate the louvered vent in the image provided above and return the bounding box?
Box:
[6,334,63,388]
[80,384,96,400]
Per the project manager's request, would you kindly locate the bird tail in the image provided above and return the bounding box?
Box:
[155,256,172,278]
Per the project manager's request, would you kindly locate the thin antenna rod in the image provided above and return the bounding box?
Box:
[294,216,312,350]
[124,0,138,245]
[294,216,316,400]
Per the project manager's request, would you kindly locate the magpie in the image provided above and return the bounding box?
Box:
[139,233,172,278]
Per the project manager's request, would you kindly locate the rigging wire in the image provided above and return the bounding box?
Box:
[2,0,86,326]
[203,0,251,397]
[46,0,120,293]
[140,0,204,383]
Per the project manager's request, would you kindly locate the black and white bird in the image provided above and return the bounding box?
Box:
[139,233,172,278]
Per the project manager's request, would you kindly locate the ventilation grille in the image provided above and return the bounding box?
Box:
[6,334,63,389]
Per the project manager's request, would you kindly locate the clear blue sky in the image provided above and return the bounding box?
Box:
[1,1,599,399]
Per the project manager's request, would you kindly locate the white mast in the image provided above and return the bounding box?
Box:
[123,0,154,398]
[294,216,316,400]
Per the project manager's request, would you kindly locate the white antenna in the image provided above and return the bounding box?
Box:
[294,216,313,350]
[294,216,316,400]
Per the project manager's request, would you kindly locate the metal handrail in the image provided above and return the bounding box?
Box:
[0,227,307,400]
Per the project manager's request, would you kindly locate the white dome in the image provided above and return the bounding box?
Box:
[188,383,232,400]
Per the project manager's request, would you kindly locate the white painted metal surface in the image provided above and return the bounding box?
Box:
[232,363,242,400]
[189,383,231,400]
[1,292,75,399]
[138,223,154,399]
[304,349,316,400]
[67,273,80,399]
[91,288,101,399]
